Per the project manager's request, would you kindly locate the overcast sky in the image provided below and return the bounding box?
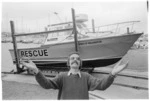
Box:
[2,1,148,34]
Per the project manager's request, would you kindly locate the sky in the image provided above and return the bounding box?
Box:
[1,0,148,34]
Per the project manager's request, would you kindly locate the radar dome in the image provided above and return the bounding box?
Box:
[75,14,88,22]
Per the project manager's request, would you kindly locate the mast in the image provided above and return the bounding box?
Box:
[71,8,78,52]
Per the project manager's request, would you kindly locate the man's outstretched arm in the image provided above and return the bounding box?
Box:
[88,59,129,91]
[88,72,115,91]
[35,71,62,89]
[20,59,61,89]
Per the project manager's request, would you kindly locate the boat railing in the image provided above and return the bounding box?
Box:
[79,21,140,37]
[14,28,73,37]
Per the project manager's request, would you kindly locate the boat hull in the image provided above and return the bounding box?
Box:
[9,33,142,70]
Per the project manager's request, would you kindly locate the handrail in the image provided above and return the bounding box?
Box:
[96,20,140,28]
[14,28,73,37]
[86,21,140,30]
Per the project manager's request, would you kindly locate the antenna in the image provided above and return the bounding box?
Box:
[54,12,62,22]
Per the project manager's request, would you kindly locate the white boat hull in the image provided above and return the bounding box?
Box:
[9,33,142,70]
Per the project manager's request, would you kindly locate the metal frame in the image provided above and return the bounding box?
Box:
[10,8,78,73]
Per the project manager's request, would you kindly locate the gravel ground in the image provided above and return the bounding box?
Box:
[2,80,97,100]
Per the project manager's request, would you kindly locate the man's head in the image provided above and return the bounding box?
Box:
[67,52,82,70]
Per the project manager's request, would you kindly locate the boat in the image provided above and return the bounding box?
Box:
[9,13,143,71]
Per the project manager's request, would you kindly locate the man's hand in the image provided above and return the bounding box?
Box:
[20,58,39,74]
[111,59,129,75]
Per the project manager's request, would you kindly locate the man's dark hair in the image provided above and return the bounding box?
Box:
[67,52,82,70]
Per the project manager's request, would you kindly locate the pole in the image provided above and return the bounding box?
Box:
[92,19,95,33]
[127,27,130,34]
[71,8,78,52]
[10,21,21,73]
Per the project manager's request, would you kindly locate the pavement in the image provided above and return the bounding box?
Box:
[2,73,99,100]
[2,69,149,100]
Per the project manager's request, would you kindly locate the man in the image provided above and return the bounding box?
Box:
[21,52,128,100]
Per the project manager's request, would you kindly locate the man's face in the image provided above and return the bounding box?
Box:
[69,54,80,69]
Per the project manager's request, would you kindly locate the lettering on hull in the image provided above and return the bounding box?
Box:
[20,49,48,58]
[79,40,102,45]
